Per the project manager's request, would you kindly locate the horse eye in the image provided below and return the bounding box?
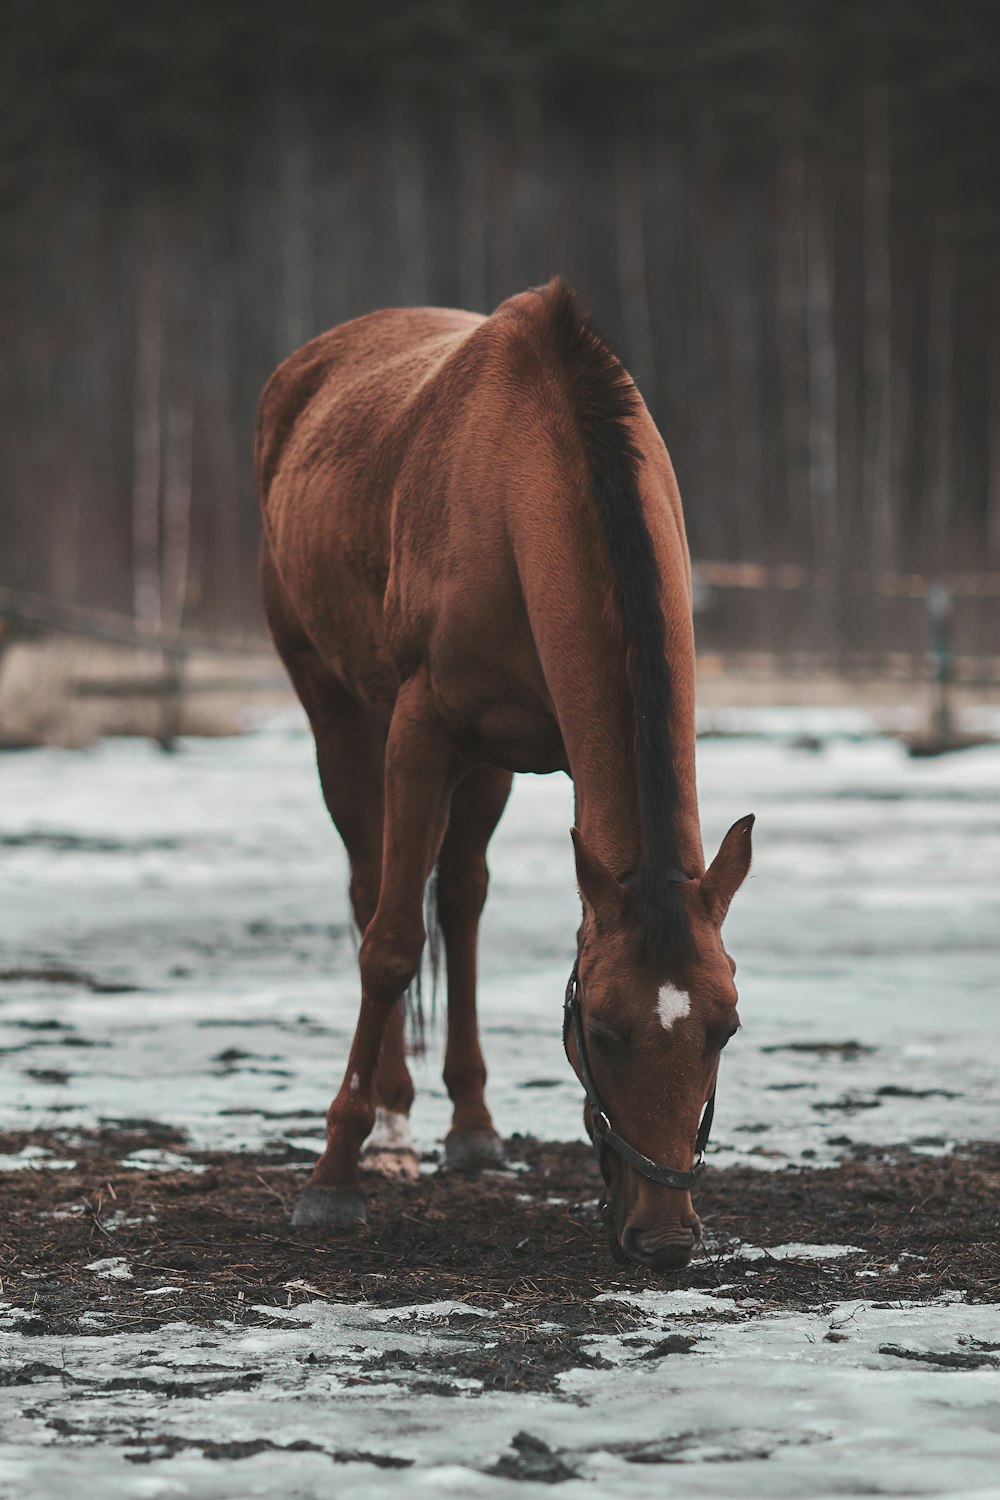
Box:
[589,1026,623,1055]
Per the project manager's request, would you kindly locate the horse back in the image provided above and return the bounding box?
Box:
[255,286,691,783]
[255,306,483,712]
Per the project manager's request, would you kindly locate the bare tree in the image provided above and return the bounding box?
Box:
[805,165,839,571]
[864,74,894,568]
[614,131,657,414]
[924,211,954,563]
[132,209,163,640]
[457,87,489,313]
[988,280,1000,555]
[776,110,810,561]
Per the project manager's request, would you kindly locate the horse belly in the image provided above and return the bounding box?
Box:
[427,630,567,774]
[474,703,567,773]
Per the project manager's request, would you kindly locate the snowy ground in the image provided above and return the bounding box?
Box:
[2,711,999,1497]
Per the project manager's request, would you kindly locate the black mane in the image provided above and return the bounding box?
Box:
[538,278,690,966]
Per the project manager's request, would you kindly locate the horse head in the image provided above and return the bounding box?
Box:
[567,815,754,1270]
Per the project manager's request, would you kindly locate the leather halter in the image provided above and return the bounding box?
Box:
[563,959,716,1191]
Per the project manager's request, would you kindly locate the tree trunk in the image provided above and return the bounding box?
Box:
[864,75,893,569]
[132,218,162,640]
[391,93,428,306]
[162,389,193,640]
[776,124,809,561]
[279,112,313,355]
[457,88,488,312]
[614,131,657,414]
[805,165,839,572]
[924,214,954,565]
[986,279,1000,558]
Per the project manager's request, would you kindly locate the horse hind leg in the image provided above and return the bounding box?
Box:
[437,764,513,1171]
[332,787,420,1186]
[309,688,419,1184]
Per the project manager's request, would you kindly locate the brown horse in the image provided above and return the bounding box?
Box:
[255,280,753,1270]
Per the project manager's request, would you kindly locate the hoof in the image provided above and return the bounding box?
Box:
[291,1186,368,1231]
[444,1130,505,1172]
[361,1147,421,1183]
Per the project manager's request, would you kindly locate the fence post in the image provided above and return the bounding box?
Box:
[926,580,953,745]
[158,639,186,752]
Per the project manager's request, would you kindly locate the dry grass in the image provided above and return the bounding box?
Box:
[0,637,292,748]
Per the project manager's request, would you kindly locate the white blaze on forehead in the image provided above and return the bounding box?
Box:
[657,982,692,1032]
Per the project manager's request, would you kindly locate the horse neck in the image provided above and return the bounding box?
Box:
[567,621,704,883]
[513,478,705,883]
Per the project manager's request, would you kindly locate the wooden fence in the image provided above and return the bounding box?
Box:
[1,566,998,749]
[0,585,283,750]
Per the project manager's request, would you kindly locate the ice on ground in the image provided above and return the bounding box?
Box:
[2,1296,1000,1498]
[2,713,1000,1498]
[725,1243,865,1261]
[0,1146,76,1171]
[1,716,999,1166]
[83,1256,133,1279]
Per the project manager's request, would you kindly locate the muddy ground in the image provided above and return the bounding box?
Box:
[4,1128,999,1386]
[4,726,1000,1495]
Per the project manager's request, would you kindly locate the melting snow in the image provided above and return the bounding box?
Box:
[83,1256,133,1280]
[2,712,1000,1496]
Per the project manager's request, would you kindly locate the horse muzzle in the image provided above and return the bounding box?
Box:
[619,1215,703,1270]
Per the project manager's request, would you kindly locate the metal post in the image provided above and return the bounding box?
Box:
[926,580,953,746]
[158,639,186,752]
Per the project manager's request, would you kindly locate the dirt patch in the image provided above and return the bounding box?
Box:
[761,1040,875,1058]
[0,964,138,994]
[1,1128,999,1349]
[878,1344,1000,1371]
[487,1431,580,1483]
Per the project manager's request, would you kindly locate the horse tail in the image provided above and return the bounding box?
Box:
[402,865,442,1055]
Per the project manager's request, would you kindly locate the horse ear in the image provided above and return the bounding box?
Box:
[571,827,627,929]
[701,814,755,926]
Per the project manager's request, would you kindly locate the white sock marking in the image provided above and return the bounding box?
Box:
[364,1107,414,1154]
[657,982,691,1032]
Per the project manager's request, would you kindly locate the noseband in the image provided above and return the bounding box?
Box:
[563,960,716,1191]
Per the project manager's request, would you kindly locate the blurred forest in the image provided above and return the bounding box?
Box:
[3,1,1000,645]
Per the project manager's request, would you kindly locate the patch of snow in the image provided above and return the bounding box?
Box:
[728,1242,866,1261]
[0,1147,75,1171]
[366,1301,498,1323]
[2,716,1000,1495]
[83,1257,133,1280]
[1,1296,998,1497]
[120,1149,205,1173]
[2,726,999,1169]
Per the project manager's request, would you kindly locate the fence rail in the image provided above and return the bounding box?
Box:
[0,584,262,655]
[0,585,278,750]
[1,570,997,752]
[691,562,1000,599]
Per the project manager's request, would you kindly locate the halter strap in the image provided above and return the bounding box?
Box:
[563,960,715,1191]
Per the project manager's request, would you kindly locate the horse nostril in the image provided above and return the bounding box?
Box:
[620,1225,643,1262]
[623,1223,699,1268]
[684,1213,703,1245]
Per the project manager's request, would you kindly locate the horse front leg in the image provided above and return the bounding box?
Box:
[360,999,420,1181]
[438,765,513,1169]
[292,673,457,1229]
